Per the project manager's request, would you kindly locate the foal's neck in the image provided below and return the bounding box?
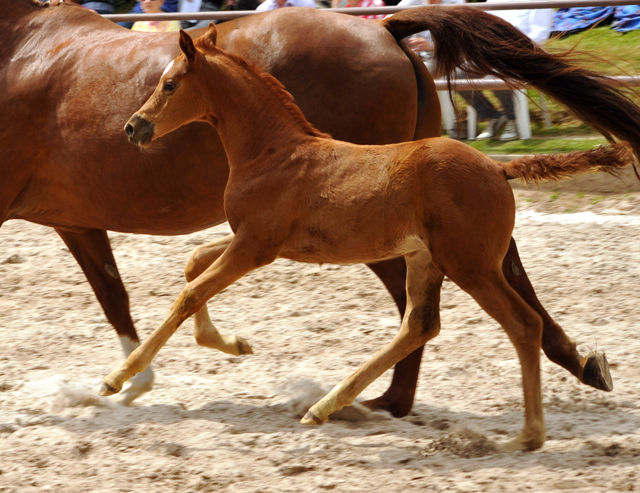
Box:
[202,54,326,167]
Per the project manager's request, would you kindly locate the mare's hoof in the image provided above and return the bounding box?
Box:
[300,411,325,425]
[99,382,120,396]
[236,337,253,355]
[582,350,613,392]
[360,395,412,418]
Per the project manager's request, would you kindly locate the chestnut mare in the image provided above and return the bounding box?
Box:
[106,27,632,451]
[3,1,637,409]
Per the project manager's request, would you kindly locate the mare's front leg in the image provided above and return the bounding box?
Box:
[302,252,444,425]
[185,233,252,355]
[99,235,273,396]
[55,228,154,405]
[503,238,612,392]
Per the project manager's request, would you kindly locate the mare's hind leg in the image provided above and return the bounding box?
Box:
[184,233,252,355]
[55,228,154,405]
[301,251,443,425]
[503,238,612,391]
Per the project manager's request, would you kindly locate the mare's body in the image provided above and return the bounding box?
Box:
[109,28,630,451]
[2,1,635,406]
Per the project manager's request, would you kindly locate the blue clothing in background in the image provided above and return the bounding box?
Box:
[613,6,640,32]
[553,6,640,34]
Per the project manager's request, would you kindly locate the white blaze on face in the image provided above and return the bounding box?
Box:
[162,60,175,78]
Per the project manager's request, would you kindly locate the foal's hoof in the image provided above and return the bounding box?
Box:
[300,410,325,426]
[582,350,613,392]
[99,382,121,397]
[236,336,253,356]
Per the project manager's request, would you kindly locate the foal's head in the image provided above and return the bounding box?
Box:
[124,25,221,147]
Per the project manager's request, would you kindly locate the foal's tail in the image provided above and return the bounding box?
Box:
[382,6,640,177]
[501,142,634,184]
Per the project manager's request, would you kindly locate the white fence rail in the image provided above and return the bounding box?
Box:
[104,0,640,22]
[433,76,640,92]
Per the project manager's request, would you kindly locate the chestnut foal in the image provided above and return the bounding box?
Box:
[104,27,630,451]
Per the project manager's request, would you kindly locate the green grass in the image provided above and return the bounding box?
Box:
[458,26,640,155]
[547,26,640,75]
[469,136,608,154]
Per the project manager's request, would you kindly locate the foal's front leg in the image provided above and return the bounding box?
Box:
[185,233,253,356]
[99,236,270,396]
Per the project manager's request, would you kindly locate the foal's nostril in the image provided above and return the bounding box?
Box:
[124,123,135,137]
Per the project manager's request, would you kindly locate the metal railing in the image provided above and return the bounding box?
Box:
[104,0,640,23]
[433,75,640,91]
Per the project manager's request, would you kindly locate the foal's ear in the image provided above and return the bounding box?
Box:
[195,23,218,53]
[179,30,198,63]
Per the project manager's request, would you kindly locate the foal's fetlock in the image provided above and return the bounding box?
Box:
[498,425,546,452]
[580,350,613,392]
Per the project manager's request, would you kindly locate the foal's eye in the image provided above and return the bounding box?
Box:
[163,81,176,93]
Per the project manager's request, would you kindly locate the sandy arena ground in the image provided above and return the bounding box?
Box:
[1,171,640,492]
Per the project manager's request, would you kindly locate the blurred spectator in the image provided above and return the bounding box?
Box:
[225,0,261,10]
[118,0,178,28]
[461,0,553,140]
[131,0,182,31]
[256,0,317,11]
[337,0,385,19]
[69,0,117,14]
[402,0,551,140]
[397,0,464,65]
[180,0,260,29]
[181,0,222,28]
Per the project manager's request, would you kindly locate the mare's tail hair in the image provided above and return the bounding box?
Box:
[382,6,640,177]
[501,142,633,184]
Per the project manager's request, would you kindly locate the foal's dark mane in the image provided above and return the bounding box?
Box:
[195,37,331,140]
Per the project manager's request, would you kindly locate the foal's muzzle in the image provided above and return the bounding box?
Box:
[124,113,155,147]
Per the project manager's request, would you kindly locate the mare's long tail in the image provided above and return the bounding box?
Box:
[501,142,633,184]
[382,6,640,176]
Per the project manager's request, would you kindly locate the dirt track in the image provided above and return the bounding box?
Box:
[1,174,640,492]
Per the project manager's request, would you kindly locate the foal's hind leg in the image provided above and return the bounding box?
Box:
[503,238,612,392]
[55,227,154,405]
[301,252,443,425]
[455,270,545,451]
[184,233,252,356]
